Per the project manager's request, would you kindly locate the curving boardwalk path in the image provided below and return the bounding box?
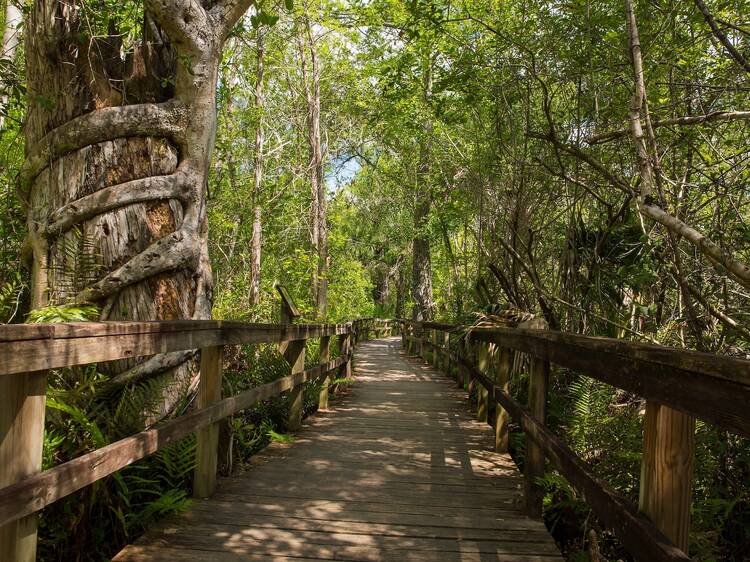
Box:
[114,337,561,562]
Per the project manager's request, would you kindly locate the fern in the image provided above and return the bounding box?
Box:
[268,429,295,444]
[0,273,25,323]
[27,303,100,323]
[46,397,109,450]
[47,227,103,303]
[568,375,614,457]
[110,376,173,437]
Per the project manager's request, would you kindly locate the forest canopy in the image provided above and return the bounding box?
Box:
[0,0,749,560]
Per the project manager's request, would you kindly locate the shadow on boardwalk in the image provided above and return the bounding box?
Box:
[114,337,561,562]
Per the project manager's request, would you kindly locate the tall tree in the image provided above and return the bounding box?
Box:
[298,9,328,319]
[20,0,255,386]
[411,53,434,321]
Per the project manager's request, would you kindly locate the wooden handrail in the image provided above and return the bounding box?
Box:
[0,316,387,561]
[399,318,750,562]
[398,319,750,437]
[0,321,355,376]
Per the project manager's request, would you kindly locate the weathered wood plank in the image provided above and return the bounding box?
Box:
[318,336,332,410]
[471,328,750,437]
[404,320,750,386]
[640,404,695,551]
[494,347,512,453]
[0,321,354,376]
[115,544,562,562]
[525,354,549,518]
[282,340,306,431]
[0,371,46,562]
[193,346,224,498]
[113,338,560,562]
[452,350,691,562]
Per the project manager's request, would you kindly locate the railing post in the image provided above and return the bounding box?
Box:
[431,329,439,368]
[476,341,490,423]
[639,402,695,551]
[494,347,512,453]
[525,353,549,518]
[0,372,47,562]
[465,339,476,398]
[434,330,442,371]
[282,339,306,431]
[441,330,448,371]
[458,338,469,389]
[338,327,352,380]
[318,336,331,410]
[194,345,224,498]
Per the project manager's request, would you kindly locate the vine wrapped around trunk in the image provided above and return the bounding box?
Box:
[22,0,255,399]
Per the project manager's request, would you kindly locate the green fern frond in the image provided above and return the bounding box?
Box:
[26,303,100,323]
[268,429,295,444]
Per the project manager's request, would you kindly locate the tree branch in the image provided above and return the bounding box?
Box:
[145,0,210,52]
[586,110,750,145]
[693,0,750,73]
[211,0,255,39]
[101,350,197,392]
[625,0,750,292]
[641,203,750,290]
[686,283,750,340]
[527,131,632,193]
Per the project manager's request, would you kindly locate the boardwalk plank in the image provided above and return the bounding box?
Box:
[113,337,561,562]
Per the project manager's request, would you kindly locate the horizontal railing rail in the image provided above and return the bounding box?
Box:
[398,318,750,562]
[0,316,391,561]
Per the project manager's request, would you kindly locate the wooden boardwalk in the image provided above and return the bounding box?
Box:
[114,337,561,562]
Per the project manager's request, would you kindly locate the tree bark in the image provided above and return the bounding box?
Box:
[411,56,434,321]
[298,15,328,319]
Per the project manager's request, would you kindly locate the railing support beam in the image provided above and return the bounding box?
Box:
[639,402,695,551]
[525,354,550,518]
[338,330,352,380]
[282,340,306,431]
[194,345,224,498]
[494,348,512,453]
[0,372,46,562]
[318,336,332,410]
[476,342,490,423]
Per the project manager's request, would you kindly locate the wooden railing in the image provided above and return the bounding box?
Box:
[399,318,750,562]
[0,316,389,561]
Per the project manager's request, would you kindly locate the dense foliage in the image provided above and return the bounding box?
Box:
[1,0,749,560]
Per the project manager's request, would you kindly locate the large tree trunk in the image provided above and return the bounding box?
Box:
[298,15,327,319]
[411,56,434,321]
[21,0,252,397]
